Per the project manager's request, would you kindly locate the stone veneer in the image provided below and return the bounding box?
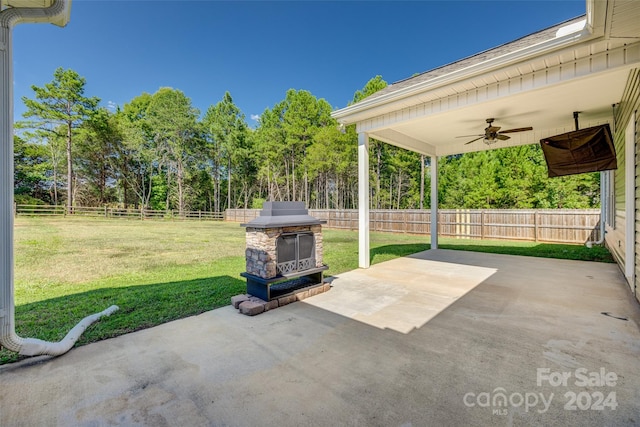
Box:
[245,224,323,279]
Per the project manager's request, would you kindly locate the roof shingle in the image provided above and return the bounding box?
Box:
[363,15,586,103]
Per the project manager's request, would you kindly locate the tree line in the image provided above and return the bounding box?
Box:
[14,69,600,213]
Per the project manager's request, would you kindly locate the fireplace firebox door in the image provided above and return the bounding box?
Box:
[277,233,315,275]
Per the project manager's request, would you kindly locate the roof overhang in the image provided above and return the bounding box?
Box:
[332,0,640,157]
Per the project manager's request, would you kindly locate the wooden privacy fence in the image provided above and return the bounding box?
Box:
[14,204,224,221]
[225,208,602,244]
[16,205,601,244]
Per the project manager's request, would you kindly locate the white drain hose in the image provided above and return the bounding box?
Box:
[1,1,118,358]
[16,305,119,356]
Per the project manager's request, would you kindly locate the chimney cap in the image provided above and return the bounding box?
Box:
[240,201,326,228]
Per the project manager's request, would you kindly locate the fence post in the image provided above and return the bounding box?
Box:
[534,210,539,242]
[13,202,17,218]
[403,210,407,234]
[480,210,485,240]
[422,210,427,234]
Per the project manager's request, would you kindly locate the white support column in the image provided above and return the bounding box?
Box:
[358,132,370,268]
[430,155,438,250]
[624,114,635,286]
[0,15,18,351]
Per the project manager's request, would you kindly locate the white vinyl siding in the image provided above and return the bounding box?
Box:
[607,68,639,301]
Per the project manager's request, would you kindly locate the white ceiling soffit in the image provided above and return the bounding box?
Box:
[366,66,632,157]
[333,0,640,157]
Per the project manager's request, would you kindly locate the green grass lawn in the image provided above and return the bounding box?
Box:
[0,217,613,364]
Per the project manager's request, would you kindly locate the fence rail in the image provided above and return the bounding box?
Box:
[15,205,601,244]
[225,208,602,245]
[14,204,224,221]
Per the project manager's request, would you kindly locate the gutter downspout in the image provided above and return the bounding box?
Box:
[0,0,118,357]
[585,106,616,249]
[586,171,606,248]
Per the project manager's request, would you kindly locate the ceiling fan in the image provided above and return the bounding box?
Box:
[458,118,533,145]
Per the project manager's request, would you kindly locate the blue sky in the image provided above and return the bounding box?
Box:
[13,0,586,125]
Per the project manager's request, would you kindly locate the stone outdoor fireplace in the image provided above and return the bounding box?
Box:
[240,202,327,301]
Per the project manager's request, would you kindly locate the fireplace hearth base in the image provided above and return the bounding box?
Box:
[241,265,328,301]
[231,278,332,316]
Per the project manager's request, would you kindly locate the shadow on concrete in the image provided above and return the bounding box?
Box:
[369,241,613,266]
[369,243,429,263]
[442,242,613,263]
[1,275,245,364]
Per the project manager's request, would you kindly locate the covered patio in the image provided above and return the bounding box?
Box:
[331,0,640,276]
[1,250,639,425]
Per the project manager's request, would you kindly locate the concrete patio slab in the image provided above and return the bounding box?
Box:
[1,249,639,426]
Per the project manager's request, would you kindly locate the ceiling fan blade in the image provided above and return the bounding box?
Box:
[456,134,484,138]
[496,134,511,141]
[499,126,533,134]
[464,136,485,145]
[486,126,501,133]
